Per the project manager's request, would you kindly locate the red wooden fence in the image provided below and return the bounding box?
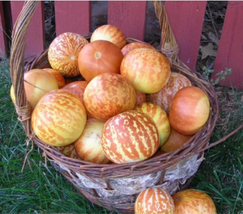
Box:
[213,1,243,89]
[0,1,7,57]
[55,1,91,37]
[108,1,147,41]
[0,1,242,89]
[165,1,207,70]
[10,1,45,59]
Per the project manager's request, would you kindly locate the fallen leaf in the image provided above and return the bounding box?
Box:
[200,43,217,60]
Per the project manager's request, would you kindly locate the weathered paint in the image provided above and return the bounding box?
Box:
[54,1,91,36]
[165,1,207,69]
[10,1,45,58]
[213,1,243,89]
[108,1,147,41]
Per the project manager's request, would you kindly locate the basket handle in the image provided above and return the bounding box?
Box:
[10,0,39,136]
[152,1,179,63]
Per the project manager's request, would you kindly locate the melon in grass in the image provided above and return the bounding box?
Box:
[135,188,175,214]
[172,189,217,214]
[10,85,15,104]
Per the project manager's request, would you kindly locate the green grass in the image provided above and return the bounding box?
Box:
[0,58,243,214]
[190,135,243,214]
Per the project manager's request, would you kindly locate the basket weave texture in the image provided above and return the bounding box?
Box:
[10,1,222,213]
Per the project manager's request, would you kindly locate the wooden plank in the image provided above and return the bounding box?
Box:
[108,1,147,41]
[0,1,7,57]
[1,1,12,58]
[55,1,91,36]
[11,1,45,59]
[165,1,207,69]
[213,1,243,89]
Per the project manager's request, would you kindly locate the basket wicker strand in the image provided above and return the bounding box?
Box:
[10,1,243,213]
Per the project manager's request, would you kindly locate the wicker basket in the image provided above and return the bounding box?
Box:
[9,1,242,213]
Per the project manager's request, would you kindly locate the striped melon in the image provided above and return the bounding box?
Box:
[135,188,175,214]
[48,32,89,77]
[91,24,126,49]
[31,89,87,146]
[101,110,159,164]
[135,102,171,147]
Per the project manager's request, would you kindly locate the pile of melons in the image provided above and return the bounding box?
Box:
[11,24,210,164]
[10,24,214,213]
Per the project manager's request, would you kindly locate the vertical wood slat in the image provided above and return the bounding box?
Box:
[213,1,243,89]
[165,1,207,70]
[11,1,45,59]
[55,1,91,37]
[0,1,7,57]
[108,1,147,41]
